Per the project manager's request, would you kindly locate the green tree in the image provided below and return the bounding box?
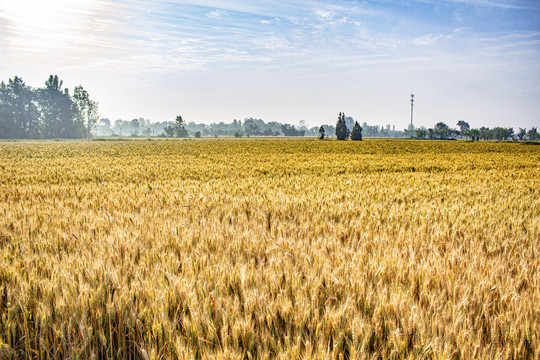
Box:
[280,124,305,136]
[243,118,264,136]
[415,128,427,139]
[130,118,140,136]
[350,121,363,141]
[527,127,538,141]
[39,75,84,139]
[173,115,188,138]
[492,127,510,141]
[318,126,325,140]
[479,127,488,140]
[336,112,349,140]
[457,120,470,137]
[263,128,277,136]
[163,126,175,137]
[517,128,527,141]
[434,122,450,140]
[507,127,514,140]
[73,85,99,139]
[0,76,40,139]
[194,131,201,138]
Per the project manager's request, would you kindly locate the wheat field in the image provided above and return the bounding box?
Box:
[0,139,538,359]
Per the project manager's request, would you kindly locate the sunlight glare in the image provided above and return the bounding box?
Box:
[1,0,73,27]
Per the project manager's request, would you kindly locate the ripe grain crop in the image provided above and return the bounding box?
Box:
[0,139,538,359]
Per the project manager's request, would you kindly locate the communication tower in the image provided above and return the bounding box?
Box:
[410,92,415,128]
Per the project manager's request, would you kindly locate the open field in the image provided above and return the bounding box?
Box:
[0,139,539,359]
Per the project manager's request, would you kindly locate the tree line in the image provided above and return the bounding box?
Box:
[2,75,537,141]
[414,121,539,141]
[0,75,98,139]
[94,116,538,141]
[95,117,314,138]
[98,115,386,139]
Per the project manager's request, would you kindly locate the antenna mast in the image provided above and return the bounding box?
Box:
[410,92,415,128]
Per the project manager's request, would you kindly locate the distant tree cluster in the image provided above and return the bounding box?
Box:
[334,112,362,141]
[93,114,408,140]
[97,118,166,137]
[414,121,539,141]
[155,117,306,138]
[0,75,98,139]
[362,124,400,137]
[280,124,305,137]
[163,116,188,138]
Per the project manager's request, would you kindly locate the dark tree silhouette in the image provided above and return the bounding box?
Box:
[350,121,363,141]
[318,126,325,140]
[0,75,97,139]
[336,112,349,140]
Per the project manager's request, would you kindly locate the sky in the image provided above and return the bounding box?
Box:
[0,0,539,129]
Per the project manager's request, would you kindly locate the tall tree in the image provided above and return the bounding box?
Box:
[318,126,325,140]
[336,112,349,140]
[479,127,488,140]
[39,75,83,139]
[73,85,99,139]
[507,127,514,140]
[350,121,363,141]
[174,115,188,138]
[0,76,40,139]
[517,128,527,141]
[457,120,470,137]
[527,127,538,141]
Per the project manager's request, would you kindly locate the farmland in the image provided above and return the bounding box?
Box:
[0,139,538,359]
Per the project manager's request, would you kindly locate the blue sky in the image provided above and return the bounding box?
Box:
[1,0,539,129]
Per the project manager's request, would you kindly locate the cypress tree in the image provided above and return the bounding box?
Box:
[336,112,349,140]
[350,121,363,141]
[318,126,325,140]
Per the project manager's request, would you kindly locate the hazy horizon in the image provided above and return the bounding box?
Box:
[1,0,539,130]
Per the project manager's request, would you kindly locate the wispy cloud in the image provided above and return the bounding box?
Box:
[448,0,540,10]
[412,34,445,46]
[206,9,224,18]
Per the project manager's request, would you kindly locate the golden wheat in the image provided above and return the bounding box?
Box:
[0,139,538,359]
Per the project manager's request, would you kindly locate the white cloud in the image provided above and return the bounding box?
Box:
[315,9,334,19]
[206,9,223,18]
[412,34,444,46]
